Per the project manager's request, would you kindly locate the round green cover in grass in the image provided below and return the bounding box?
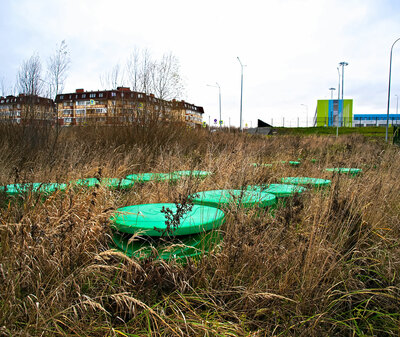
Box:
[111,229,223,260]
[280,177,331,188]
[173,170,211,178]
[111,203,225,236]
[0,182,67,196]
[72,178,134,189]
[125,172,175,183]
[251,163,273,168]
[325,168,362,176]
[289,161,301,166]
[247,184,306,198]
[191,189,276,209]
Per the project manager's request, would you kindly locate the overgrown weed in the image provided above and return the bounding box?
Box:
[0,124,399,335]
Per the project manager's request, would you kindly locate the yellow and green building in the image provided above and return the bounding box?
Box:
[316,99,353,127]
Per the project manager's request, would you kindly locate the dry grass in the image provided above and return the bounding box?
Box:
[0,123,399,336]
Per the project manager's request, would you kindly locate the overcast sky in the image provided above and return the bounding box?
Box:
[1,0,400,127]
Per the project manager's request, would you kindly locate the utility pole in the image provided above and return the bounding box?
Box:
[207,83,222,128]
[386,38,400,141]
[339,62,349,100]
[237,57,245,131]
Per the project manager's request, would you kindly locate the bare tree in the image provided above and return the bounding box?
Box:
[47,40,70,99]
[151,53,184,100]
[0,76,9,96]
[138,49,154,95]
[126,48,140,91]
[17,53,43,96]
[125,48,184,100]
[100,64,124,89]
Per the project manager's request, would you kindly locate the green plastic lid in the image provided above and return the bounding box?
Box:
[0,182,67,196]
[173,170,211,179]
[247,184,306,198]
[125,172,175,183]
[112,229,222,260]
[72,178,134,189]
[280,177,331,188]
[325,168,362,176]
[111,203,225,236]
[251,163,273,168]
[191,189,276,209]
[289,161,301,166]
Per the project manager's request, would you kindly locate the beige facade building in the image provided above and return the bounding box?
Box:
[0,94,54,124]
[55,87,204,127]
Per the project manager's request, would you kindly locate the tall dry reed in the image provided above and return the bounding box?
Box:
[0,124,399,336]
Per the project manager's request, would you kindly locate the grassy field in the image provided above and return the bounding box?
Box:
[275,126,395,138]
[0,123,400,336]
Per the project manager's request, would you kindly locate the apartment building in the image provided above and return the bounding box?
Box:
[0,94,54,124]
[55,87,204,127]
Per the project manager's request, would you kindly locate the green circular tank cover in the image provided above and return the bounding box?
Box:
[110,203,225,236]
[111,229,223,260]
[125,172,175,183]
[73,178,134,189]
[191,189,276,209]
[325,168,362,176]
[247,184,306,198]
[0,182,67,196]
[251,163,273,168]
[173,170,211,179]
[280,177,331,188]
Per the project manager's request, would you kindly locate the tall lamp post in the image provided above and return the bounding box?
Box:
[207,82,222,128]
[386,37,400,141]
[396,94,399,125]
[329,87,336,99]
[339,62,349,100]
[339,61,348,128]
[301,104,308,127]
[237,57,245,131]
[337,67,341,100]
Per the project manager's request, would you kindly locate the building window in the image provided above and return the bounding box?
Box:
[82,94,86,98]
[62,109,73,116]
[99,93,104,98]
[89,93,96,98]
[111,92,116,97]
[59,95,64,100]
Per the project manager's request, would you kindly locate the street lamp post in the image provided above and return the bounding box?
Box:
[339,62,349,101]
[301,104,308,127]
[329,87,336,100]
[237,57,245,131]
[207,82,222,128]
[339,61,348,129]
[396,94,399,125]
[386,37,400,142]
[337,67,341,100]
